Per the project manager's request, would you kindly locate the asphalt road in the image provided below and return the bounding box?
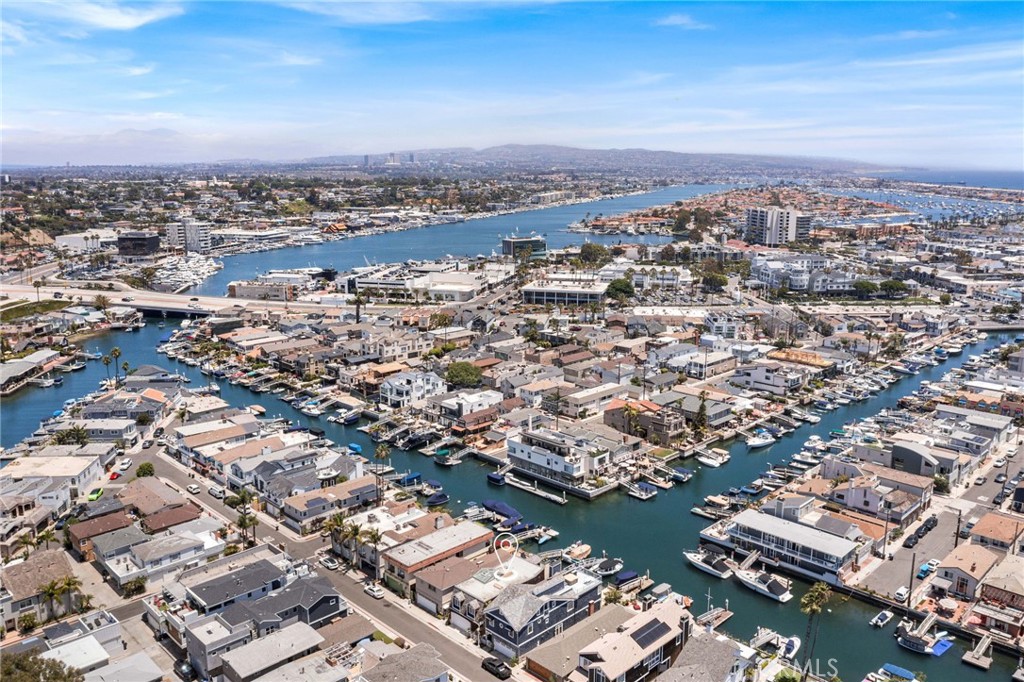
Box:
[145,444,494,682]
[859,509,960,601]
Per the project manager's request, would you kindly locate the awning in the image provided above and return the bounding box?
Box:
[930,576,952,592]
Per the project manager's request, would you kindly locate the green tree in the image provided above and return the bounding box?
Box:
[51,426,89,446]
[373,443,391,502]
[579,242,610,266]
[38,580,61,621]
[702,272,728,291]
[852,280,879,299]
[606,278,635,301]
[35,528,56,550]
[92,294,110,312]
[110,346,122,382]
[17,613,38,634]
[33,280,42,302]
[123,576,147,597]
[693,390,709,437]
[672,209,691,234]
[135,413,153,426]
[361,527,385,582]
[939,293,952,305]
[446,361,482,387]
[933,474,950,494]
[2,650,83,682]
[136,462,155,477]
[60,575,83,616]
[659,244,677,263]
[101,355,112,382]
[237,512,258,546]
[800,582,833,681]
[879,279,908,298]
[604,587,624,605]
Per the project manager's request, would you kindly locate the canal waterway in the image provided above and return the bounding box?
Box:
[189,184,734,296]
[3,321,1014,681]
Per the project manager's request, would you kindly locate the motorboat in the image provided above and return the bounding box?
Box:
[733,567,793,602]
[425,492,450,506]
[682,546,734,579]
[696,449,730,468]
[781,636,801,661]
[594,555,625,577]
[869,609,894,628]
[671,467,693,483]
[563,541,592,561]
[863,663,919,682]
[746,431,777,449]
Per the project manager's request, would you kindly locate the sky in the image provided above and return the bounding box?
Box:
[2,1,1022,169]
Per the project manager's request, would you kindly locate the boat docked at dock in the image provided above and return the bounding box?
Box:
[781,636,801,661]
[563,541,592,561]
[682,545,733,579]
[746,430,776,449]
[869,609,894,628]
[862,663,920,682]
[671,467,693,483]
[733,567,793,602]
[695,448,730,468]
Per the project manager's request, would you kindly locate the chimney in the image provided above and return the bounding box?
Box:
[970,562,976,572]
[435,516,445,530]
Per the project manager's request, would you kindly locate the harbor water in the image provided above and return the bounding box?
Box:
[3,321,1015,681]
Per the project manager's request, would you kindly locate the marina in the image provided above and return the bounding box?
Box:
[2,320,1017,680]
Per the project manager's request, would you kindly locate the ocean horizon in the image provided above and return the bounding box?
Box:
[864,169,1024,190]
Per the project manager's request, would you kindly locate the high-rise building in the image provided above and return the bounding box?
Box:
[744,207,811,246]
[165,218,212,253]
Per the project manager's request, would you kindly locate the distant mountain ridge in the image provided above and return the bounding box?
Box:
[302,144,893,174]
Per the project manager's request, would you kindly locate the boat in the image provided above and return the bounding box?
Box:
[895,618,955,655]
[628,481,658,500]
[422,479,444,495]
[59,361,86,372]
[740,479,765,495]
[932,347,948,359]
[594,555,625,577]
[29,376,55,387]
[945,344,963,355]
[746,431,776,449]
[890,363,916,375]
[696,449,730,468]
[781,636,801,660]
[425,492,450,506]
[869,609,894,628]
[671,467,693,483]
[486,472,507,485]
[978,332,988,340]
[682,546,734,579]
[563,541,592,561]
[733,567,793,602]
[863,663,919,682]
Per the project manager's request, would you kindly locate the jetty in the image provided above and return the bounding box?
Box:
[961,634,993,670]
[695,607,733,629]
[504,473,568,505]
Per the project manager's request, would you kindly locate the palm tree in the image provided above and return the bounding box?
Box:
[237,512,258,546]
[361,527,384,583]
[322,513,346,545]
[121,360,130,380]
[59,575,83,616]
[18,534,35,558]
[76,593,94,614]
[342,521,363,566]
[38,580,61,621]
[35,528,56,550]
[101,355,112,382]
[33,280,42,302]
[373,443,391,501]
[800,582,833,681]
[110,347,122,382]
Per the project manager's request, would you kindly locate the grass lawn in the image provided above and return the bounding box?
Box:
[0,299,70,322]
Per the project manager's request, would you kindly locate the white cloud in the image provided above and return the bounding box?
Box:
[124,64,155,76]
[281,2,432,25]
[273,51,322,67]
[15,1,184,31]
[121,89,177,100]
[868,29,953,42]
[654,14,711,30]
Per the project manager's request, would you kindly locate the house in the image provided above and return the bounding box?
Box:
[69,513,133,561]
[379,371,446,409]
[448,555,548,642]
[360,642,451,682]
[141,504,203,533]
[576,600,691,682]
[525,606,635,682]
[604,399,688,446]
[483,569,602,658]
[1,455,104,500]
[279,475,378,535]
[731,362,807,396]
[934,543,999,600]
[54,419,140,446]
[382,521,493,597]
[117,477,190,517]
[969,511,1024,553]
[975,554,1024,640]
[0,549,77,631]
[220,622,324,682]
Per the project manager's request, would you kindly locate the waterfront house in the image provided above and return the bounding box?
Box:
[381,521,493,597]
[483,569,602,659]
[974,554,1024,640]
[379,370,446,409]
[562,382,628,419]
[934,543,999,600]
[731,361,808,397]
[524,606,635,682]
[81,387,175,423]
[280,475,377,535]
[576,599,690,682]
[0,483,61,560]
[414,552,503,616]
[52,419,140,447]
[714,508,864,583]
[0,549,76,631]
[604,398,688,445]
[448,554,547,641]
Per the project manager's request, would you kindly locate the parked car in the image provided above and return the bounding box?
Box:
[915,526,929,539]
[208,485,225,499]
[109,472,122,481]
[924,515,938,530]
[482,657,512,680]
[174,660,197,681]
[902,534,919,549]
[916,563,932,580]
[319,555,340,571]
[926,559,940,571]
[363,583,385,599]
[186,484,201,494]
[994,457,1007,467]
[142,440,154,449]
[975,476,987,485]
[894,586,910,603]
[87,488,104,501]
[118,458,133,471]
[995,473,1007,483]
[189,297,200,302]
[154,427,165,437]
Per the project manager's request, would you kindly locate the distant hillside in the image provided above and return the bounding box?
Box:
[303,144,892,175]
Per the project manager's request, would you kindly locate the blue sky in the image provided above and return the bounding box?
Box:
[2,2,1022,168]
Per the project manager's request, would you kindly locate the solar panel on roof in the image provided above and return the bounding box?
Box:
[630,619,671,649]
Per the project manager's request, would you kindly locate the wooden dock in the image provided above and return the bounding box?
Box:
[504,473,568,505]
[961,634,993,670]
[695,607,733,630]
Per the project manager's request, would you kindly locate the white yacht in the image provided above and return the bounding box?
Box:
[682,546,734,579]
[733,567,793,602]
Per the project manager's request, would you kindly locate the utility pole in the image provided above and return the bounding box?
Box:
[906,551,917,616]
[954,510,962,548]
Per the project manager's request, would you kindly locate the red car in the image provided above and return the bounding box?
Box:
[109,471,122,480]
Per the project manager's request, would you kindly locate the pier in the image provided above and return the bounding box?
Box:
[504,473,568,505]
[962,634,993,670]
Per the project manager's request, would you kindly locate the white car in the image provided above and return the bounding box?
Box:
[894,586,910,603]
[118,458,133,471]
[318,555,340,571]
[363,583,385,599]
[993,457,1007,468]
[238,505,254,516]
[926,559,940,571]
[186,484,201,495]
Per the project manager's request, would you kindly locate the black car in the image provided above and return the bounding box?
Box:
[902,534,919,548]
[174,661,196,681]
[154,427,165,437]
[915,526,929,539]
[69,504,86,518]
[924,514,938,529]
[482,657,512,680]
[994,492,1007,505]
